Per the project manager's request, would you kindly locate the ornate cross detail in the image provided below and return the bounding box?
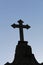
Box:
[11,19,31,41]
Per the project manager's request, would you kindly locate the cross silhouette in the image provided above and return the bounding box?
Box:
[11,19,31,41]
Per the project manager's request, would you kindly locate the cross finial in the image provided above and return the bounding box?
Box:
[11,19,31,41]
[18,19,24,23]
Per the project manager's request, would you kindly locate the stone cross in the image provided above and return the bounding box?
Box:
[11,19,31,41]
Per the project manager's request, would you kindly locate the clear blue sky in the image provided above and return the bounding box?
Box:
[0,0,43,65]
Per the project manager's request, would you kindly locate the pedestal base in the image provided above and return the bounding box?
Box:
[5,41,43,65]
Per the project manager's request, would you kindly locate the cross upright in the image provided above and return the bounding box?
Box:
[11,19,31,41]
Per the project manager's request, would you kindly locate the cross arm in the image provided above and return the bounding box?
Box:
[23,24,31,29]
[11,23,31,29]
[11,23,18,28]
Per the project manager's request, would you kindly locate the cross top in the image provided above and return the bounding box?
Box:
[18,19,23,23]
[11,19,31,41]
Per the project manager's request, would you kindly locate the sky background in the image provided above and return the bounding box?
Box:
[0,0,43,65]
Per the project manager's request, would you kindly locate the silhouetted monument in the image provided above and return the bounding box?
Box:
[11,19,30,41]
[5,19,43,65]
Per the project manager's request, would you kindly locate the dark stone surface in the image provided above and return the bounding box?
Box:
[4,41,43,65]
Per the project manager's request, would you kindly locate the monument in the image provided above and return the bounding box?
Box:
[5,19,43,65]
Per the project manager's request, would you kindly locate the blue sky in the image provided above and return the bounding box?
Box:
[0,0,43,65]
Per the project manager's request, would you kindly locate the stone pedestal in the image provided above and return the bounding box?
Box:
[5,41,43,65]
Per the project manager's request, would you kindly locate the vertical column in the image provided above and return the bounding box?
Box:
[19,27,24,41]
[18,21,24,41]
